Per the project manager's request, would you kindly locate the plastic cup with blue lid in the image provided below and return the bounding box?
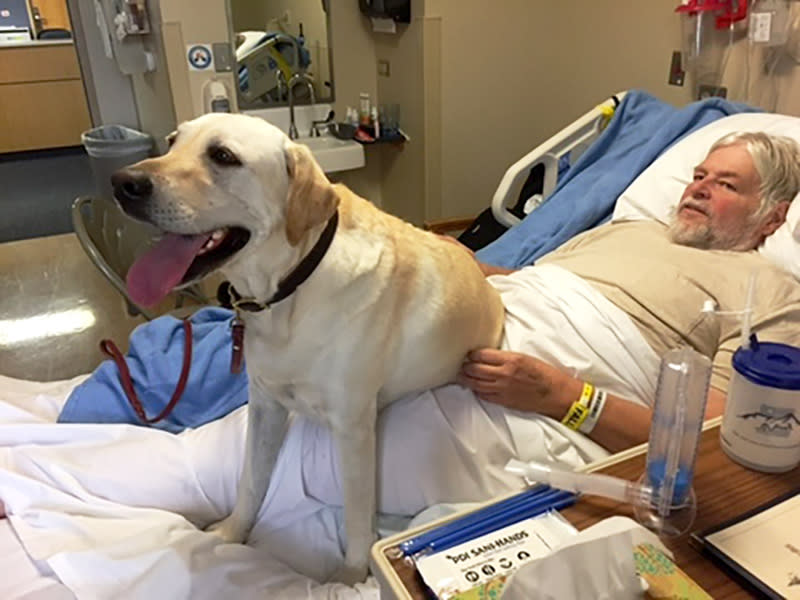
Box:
[720,334,800,473]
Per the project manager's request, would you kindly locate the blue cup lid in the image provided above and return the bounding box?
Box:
[732,335,800,390]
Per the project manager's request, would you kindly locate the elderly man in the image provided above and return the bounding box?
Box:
[459,131,800,453]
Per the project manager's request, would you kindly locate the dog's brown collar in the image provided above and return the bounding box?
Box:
[219,211,339,313]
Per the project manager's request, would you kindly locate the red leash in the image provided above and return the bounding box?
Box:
[230,316,245,374]
[100,319,193,425]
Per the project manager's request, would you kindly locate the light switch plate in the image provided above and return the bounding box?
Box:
[378,59,391,77]
[668,50,685,86]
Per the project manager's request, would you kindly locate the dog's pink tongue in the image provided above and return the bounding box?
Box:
[126,233,211,307]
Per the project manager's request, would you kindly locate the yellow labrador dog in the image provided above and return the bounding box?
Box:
[111,112,504,583]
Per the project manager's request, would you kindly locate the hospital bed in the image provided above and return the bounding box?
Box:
[3,90,800,600]
[490,91,623,230]
[426,91,623,248]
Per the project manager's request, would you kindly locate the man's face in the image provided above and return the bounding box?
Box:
[669,143,764,250]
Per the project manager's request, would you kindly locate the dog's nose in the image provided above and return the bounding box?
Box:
[111,168,154,208]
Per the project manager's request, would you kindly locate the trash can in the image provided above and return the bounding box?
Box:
[81,125,154,202]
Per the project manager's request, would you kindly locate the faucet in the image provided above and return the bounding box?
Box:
[287,72,316,140]
[310,110,335,137]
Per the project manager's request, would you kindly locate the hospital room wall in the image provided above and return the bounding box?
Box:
[325,1,385,210]
[325,1,699,224]
[371,1,439,225]
[325,0,443,225]
[436,0,695,219]
[432,2,800,219]
[324,0,432,224]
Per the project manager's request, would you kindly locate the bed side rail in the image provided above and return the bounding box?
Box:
[491,91,627,228]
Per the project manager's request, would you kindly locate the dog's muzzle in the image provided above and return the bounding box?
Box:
[112,168,154,220]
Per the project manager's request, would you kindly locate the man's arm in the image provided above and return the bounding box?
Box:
[458,349,726,454]
[591,384,725,451]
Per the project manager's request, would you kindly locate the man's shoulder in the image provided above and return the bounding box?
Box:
[608,219,669,232]
[592,219,670,244]
[542,219,668,259]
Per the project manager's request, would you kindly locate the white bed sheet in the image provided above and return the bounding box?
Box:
[0,519,74,600]
[0,265,661,600]
[0,377,519,600]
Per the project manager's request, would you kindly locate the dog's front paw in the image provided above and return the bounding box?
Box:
[205,515,248,544]
[329,562,369,586]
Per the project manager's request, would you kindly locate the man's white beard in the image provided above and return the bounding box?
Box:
[667,220,714,249]
[667,217,760,251]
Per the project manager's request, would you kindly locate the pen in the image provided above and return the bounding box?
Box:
[400,484,550,556]
[422,490,576,554]
[400,485,576,556]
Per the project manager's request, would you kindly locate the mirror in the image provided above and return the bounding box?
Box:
[229,0,333,109]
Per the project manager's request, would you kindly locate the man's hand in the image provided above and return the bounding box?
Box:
[456,349,579,417]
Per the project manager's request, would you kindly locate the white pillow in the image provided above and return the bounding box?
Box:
[612,113,800,279]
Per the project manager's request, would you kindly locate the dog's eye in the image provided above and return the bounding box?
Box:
[166,132,177,147]
[208,145,241,166]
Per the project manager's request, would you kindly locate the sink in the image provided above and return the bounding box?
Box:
[244,104,365,173]
[295,135,365,174]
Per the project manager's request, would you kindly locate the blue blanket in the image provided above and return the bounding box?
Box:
[475,90,761,268]
[59,307,248,433]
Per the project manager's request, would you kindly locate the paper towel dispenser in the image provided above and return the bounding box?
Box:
[358,0,410,23]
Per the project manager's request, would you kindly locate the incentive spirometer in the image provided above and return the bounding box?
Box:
[634,347,711,536]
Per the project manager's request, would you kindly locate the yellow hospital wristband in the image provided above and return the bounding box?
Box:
[561,382,594,431]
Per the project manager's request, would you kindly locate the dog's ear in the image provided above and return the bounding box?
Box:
[284,142,340,246]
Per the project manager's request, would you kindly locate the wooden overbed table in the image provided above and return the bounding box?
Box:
[370,418,800,599]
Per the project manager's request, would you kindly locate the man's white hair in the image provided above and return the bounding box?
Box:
[710,131,800,216]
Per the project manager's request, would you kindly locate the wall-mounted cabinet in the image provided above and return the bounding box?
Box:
[0,42,91,153]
